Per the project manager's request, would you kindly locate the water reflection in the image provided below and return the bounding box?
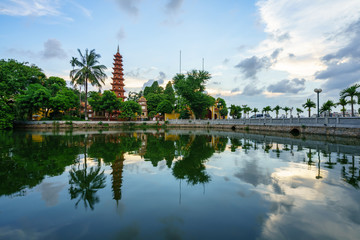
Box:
[1,130,359,205]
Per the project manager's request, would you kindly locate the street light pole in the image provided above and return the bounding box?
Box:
[314,88,322,117]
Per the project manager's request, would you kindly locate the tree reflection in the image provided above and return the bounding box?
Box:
[172,135,215,185]
[342,155,359,189]
[69,165,106,210]
[230,138,242,152]
[0,131,80,197]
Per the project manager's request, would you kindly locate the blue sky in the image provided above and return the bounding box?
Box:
[1,0,360,113]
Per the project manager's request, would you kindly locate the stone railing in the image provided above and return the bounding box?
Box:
[168,117,360,128]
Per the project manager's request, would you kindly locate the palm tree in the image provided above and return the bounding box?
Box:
[262,106,272,116]
[296,108,303,118]
[252,108,259,117]
[320,100,336,116]
[302,99,316,117]
[273,105,281,118]
[242,105,250,118]
[340,84,360,117]
[337,98,348,117]
[70,49,107,120]
[282,106,291,118]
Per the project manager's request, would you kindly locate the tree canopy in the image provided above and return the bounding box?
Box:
[173,70,215,119]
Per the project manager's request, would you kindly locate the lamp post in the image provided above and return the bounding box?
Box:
[314,88,322,117]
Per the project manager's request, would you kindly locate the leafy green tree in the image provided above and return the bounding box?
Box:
[49,87,78,117]
[0,59,46,126]
[229,105,242,119]
[164,81,176,105]
[144,81,163,97]
[148,111,157,119]
[44,76,67,96]
[302,99,316,117]
[337,98,348,117]
[273,105,281,118]
[100,90,122,120]
[88,91,102,112]
[16,84,51,120]
[320,100,336,116]
[157,100,173,116]
[128,91,143,102]
[0,59,45,102]
[179,108,191,119]
[283,106,291,118]
[146,93,165,113]
[340,84,359,117]
[70,49,107,120]
[296,108,303,117]
[119,100,141,120]
[216,97,228,118]
[173,70,215,119]
[0,99,13,129]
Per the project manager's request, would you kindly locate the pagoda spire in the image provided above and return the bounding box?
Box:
[111,46,126,100]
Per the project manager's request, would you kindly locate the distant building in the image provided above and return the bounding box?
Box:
[137,96,148,120]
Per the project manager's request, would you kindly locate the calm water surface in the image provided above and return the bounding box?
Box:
[0,129,359,240]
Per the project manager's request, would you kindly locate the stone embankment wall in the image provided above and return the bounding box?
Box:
[14,117,360,138]
[168,117,360,138]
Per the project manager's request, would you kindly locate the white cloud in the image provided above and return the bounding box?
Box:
[0,0,61,16]
[254,0,360,80]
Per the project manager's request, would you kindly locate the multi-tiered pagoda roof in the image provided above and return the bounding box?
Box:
[111,46,126,100]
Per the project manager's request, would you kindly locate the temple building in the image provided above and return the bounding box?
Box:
[111,46,126,101]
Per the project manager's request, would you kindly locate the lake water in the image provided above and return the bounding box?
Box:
[0,129,359,240]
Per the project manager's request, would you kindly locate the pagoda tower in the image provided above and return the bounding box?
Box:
[111,46,126,100]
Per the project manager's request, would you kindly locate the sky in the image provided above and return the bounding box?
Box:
[1,0,360,114]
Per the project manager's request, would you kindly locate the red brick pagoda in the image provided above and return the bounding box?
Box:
[111,46,126,100]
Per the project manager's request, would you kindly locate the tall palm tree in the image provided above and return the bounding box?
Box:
[337,98,348,117]
[70,49,107,120]
[340,84,360,117]
[320,100,336,116]
[70,57,83,115]
[262,106,272,116]
[252,108,259,117]
[296,108,303,118]
[273,105,281,118]
[302,99,316,117]
[282,106,291,118]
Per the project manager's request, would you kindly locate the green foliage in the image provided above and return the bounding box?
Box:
[70,49,107,120]
[282,106,291,117]
[0,59,46,102]
[273,105,281,118]
[164,81,175,104]
[128,91,143,102]
[340,84,360,117]
[119,101,141,120]
[320,100,336,116]
[229,105,242,119]
[16,84,51,120]
[303,99,316,117]
[144,81,164,97]
[146,93,165,113]
[149,111,157,119]
[173,70,214,119]
[157,100,173,115]
[296,108,303,117]
[179,108,191,119]
[262,106,272,115]
[50,87,78,114]
[100,90,121,119]
[0,99,14,129]
[216,97,228,117]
